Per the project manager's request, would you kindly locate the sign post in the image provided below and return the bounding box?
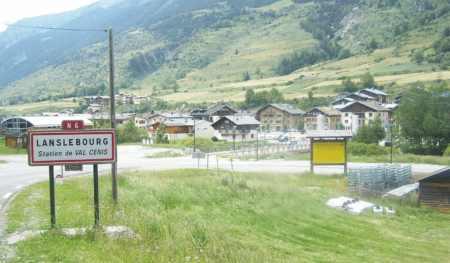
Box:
[28,128,116,227]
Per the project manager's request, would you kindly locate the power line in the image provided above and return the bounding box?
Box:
[7,24,107,32]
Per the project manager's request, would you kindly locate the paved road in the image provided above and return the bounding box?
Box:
[0,145,447,208]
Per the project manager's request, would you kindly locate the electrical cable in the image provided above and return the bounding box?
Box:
[6,24,107,32]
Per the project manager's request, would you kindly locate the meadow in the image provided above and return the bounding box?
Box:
[3,169,450,262]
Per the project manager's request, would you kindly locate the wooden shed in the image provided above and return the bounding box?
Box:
[418,167,450,212]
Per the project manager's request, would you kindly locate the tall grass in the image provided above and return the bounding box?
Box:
[5,169,450,262]
[240,151,450,165]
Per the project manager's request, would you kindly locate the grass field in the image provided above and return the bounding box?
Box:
[4,169,450,262]
[240,151,450,166]
[0,99,78,115]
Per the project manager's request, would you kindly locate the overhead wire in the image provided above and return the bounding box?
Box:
[6,24,107,32]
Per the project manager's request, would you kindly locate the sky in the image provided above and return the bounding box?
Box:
[0,0,101,33]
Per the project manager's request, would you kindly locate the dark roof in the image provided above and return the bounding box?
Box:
[193,104,236,116]
[418,167,450,184]
[212,115,260,126]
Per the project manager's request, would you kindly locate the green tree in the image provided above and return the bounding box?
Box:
[340,77,358,92]
[266,122,270,131]
[353,122,372,144]
[368,114,386,144]
[395,85,450,155]
[117,119,149,144]
[282,123,288,132]
[368,38,378,50]
[412,50,425,63]
[335,122,345,130]
[360,72,377,89]
[156,122,169,144]
[243,71,250,81]
[297,120,305,131]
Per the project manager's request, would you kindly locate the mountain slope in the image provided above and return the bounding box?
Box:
[1,0,450,108]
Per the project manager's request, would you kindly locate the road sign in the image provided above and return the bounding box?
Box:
[28,129,116,166]
[62,120,84,130]
[65,164,83,171]
[192,152,206,159]
[55,174,63,185]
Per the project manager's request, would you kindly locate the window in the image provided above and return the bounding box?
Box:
[345,113,348,117]
[225,126,229,132]
[345,120,348,124]
[251,134,254,139]
[369,112,373,117]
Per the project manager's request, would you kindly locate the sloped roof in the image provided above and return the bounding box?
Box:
[16,116,93,127]
[304,107,341,116]
[347,92,375,100]
[212,115,260,126]
[339,101,390,112]
[258,104,305,115]
[193,104,236,116]
[361,88,390,96]
[418,167,450,184]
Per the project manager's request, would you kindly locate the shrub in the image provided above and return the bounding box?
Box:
[347,142,389,156]
[211,136,218,142]
[442,143,450,157]
[179,137,214,148]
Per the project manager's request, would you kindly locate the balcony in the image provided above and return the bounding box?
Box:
[219,129,249,134]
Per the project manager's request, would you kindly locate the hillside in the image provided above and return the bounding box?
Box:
[1,0,450,111]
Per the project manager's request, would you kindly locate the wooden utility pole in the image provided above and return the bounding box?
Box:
[109,27,118,204]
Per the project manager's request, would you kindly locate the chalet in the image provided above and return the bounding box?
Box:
[190,104,237,122]
[359,88,390,103]
[255,104,305,131]
[303,107,341,131]
[331,97,355,107]
[115,113,137,126]
[151,118,193,140]
[85,96,110,107]
[345,91,376,103]
[0,116,93,148]
[87,104,102,114]
[211,115,260,143]
[418,167,450,212]
[131,95,151,105]
[148,112,193,128]
[339,101,391,130]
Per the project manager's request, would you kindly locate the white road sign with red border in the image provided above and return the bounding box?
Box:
[28,130,116,166]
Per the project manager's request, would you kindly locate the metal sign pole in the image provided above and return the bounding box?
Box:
[93,164,99,226]
[109,27,118,204]
[49,165,56,228]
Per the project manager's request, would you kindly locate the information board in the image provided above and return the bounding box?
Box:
[312,141,345,164]
[28,129,116,166]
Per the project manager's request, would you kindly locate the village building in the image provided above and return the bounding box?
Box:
[255,104,305,131]
[87,104,102,114]
[344,91,376,104]
[359,88,390,104]
[338,101,391,131]
[190,104,237,122]
[303,107,342,130]
[418,167,450,213]
[193,121,215,139]
[211,115,260,143]
[115,113,137,126]
[0,116,93,148]
[131,95,151,105]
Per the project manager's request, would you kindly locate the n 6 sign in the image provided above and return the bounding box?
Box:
[62,120,84,130]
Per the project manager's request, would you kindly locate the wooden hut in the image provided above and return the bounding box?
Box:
[418,167,450,212]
